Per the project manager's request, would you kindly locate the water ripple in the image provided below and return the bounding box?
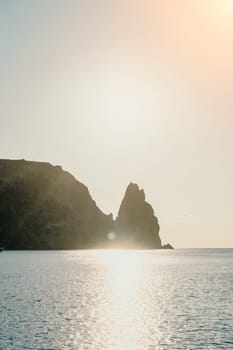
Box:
[0,249,233,349]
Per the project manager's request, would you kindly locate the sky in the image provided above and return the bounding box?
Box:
[1,0,233,247]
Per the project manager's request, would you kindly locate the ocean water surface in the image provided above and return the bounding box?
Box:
[0,249,233,349]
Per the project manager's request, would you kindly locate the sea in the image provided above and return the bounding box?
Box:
[0,249,233,350]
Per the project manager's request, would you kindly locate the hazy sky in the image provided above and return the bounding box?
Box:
[1,0,233,247]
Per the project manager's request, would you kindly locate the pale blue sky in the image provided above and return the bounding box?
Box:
[1,0,233,247]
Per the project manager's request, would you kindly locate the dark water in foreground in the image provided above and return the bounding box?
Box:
[0,249,233,350]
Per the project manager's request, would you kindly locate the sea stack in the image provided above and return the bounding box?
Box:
[115,183,162,249]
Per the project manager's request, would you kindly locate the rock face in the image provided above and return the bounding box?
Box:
[0,159,169,249]
[0,159,113,249]
[115,183,162,249]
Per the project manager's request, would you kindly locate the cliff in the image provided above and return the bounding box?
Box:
[0,159,171,249]
[0,159,113,249]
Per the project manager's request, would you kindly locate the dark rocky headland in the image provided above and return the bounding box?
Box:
[0,159,173,250]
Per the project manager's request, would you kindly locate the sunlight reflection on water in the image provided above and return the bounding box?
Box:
[96,251,146,350]
[0,249,233,349]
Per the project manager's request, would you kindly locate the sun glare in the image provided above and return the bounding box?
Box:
[94,250,146,349]
[95,249,143,271]
[94,250,144,296]
[211,0,233,15]
[222,0,233,6]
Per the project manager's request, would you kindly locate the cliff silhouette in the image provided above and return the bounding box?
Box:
[0,159,172,250]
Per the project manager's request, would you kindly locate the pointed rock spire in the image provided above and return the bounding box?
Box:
[115,183,162,249]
